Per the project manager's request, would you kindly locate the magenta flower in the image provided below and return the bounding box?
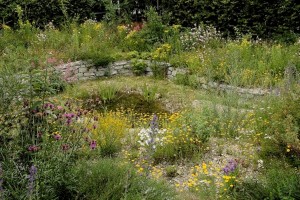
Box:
[28,145,40,152]
[43,103,55,110]
[90,140,97,150]
[53,134,62,140]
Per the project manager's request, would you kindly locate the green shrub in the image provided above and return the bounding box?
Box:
[131,59,148,75]
[140,7,166,47]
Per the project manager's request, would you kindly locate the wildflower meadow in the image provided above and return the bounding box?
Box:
[0,2,300,200]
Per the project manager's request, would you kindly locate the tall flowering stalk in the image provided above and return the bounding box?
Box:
[28,165,37,198]
[138,114,166,151]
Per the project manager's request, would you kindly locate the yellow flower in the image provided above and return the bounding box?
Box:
[287,149,291,152]
[93,23,102,30]
[117,25,127,32]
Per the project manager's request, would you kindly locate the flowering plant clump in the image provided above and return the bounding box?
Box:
[138,115,168,152]
[137,128,167,150]
[180,25,220,50]
[88,111,130,156]
[223,159,238,175]
[152,43,172,61]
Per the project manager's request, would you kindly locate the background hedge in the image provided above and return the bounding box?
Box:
[0,0,299,40]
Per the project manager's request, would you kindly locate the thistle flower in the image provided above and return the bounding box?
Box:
[28,145,40,152]
[90,140,97,150]
[53,133,62,140]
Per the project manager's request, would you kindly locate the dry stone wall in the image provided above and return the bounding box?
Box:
[54,60,295,96]
[54,60,187,82]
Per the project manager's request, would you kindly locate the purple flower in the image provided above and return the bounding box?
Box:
[90,140,97,150]
[28,145,40,152]
[66,118,72,125]
[63,113,72,119]
[43,103,55,110]
[28,165,37,196]
[223,159,238,175]
[53,134,62,140]
[150,114,159,131]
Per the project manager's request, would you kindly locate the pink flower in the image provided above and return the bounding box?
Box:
[28,145,40,152]
[90,140,97,150]
[53,134,62,140]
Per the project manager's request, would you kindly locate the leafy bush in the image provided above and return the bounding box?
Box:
[131,59,148,75]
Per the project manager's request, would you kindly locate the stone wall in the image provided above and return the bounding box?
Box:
[54,60,293,96]
[54,60,187,82]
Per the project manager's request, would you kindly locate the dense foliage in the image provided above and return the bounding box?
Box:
[1,0,299,40]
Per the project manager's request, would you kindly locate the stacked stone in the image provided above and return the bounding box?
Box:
[53,59,282,96]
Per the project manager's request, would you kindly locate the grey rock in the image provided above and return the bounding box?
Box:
[78,67,88,73]
[114,60,128,66]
